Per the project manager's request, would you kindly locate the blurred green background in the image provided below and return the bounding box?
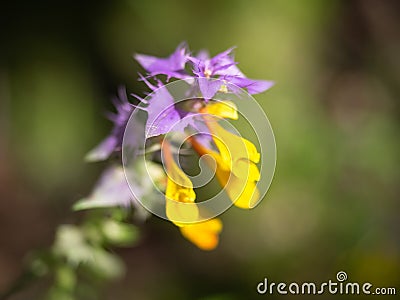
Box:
[1,0,399,299]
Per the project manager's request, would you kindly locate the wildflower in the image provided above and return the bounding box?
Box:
[190,47,238,79]
[189,48,274,97]
[83,43,273,250]
[135,44,274,99]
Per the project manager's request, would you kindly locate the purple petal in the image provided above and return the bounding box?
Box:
[212,61,239,74]
[86,87,135,162]
[77,165,137,208]
[138,73,158,91]
[225,76,275,94]
[134,43,188,79]
[198,78,222,100]
[213,59,244,77]
[196,49,210,61]
[144,86,182,138]
[209,47,236,67]
[167,112,205,134]
[189,47,237,77]
[85,136,117,162]
[93,165,135,206]
[188,56,206,77]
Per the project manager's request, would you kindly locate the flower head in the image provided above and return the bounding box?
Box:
[135,44,274,99]
[83,43,274,250]
[189,48,274,98]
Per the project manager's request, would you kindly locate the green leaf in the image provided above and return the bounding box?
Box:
[72,198,116,211]
[53,225,94,266]
[101,220,140,246]
[55,265,76,292]
[87,249,125,280]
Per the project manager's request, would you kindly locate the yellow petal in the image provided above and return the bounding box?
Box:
[211,157,260,209]
[202,100,238,120]
[225,176,260,209]
[234,158,261,181]
[163,141,198,225]
[189,136,231,178]
[166,198,199,226]
[180,218,223,250]
[190,136,260,209]
[211,122,261,184]
[207,119,260,165]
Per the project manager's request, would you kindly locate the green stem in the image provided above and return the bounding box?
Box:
[0,269,38,300]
